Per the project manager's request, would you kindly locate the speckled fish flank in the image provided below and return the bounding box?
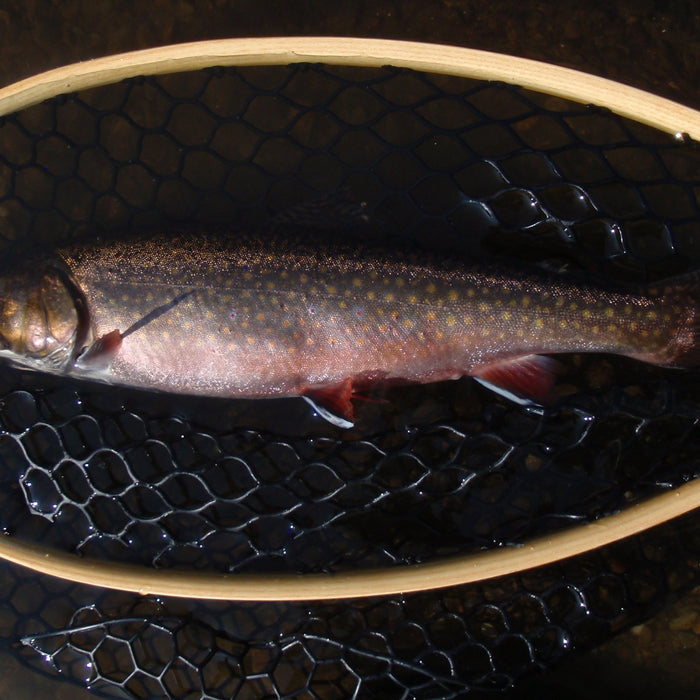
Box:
[0,231,697,426]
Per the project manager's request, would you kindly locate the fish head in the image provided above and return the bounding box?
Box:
[0,264,82,368]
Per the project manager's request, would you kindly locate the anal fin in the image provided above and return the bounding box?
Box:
[302,378,355,428]
[472,354,559,405]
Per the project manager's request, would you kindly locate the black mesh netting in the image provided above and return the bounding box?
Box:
[6,513,700,699]
[0,62,697,697]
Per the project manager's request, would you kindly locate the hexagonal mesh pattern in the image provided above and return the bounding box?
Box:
[6,513,700,698]
[0,63,697,697]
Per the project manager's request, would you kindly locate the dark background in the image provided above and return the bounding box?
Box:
[0,1,697,698]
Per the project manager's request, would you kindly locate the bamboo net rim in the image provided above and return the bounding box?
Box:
[0,37,697,139]
[0,478,697,601]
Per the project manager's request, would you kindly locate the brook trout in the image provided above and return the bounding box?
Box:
[0,231,697,427]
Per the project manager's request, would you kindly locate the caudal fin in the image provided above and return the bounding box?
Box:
[649,271,700,368]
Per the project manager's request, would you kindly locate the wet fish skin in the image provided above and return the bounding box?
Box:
[0,230,697,425]
[0,261,83,368]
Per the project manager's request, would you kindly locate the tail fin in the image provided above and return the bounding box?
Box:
[649,271,700,368]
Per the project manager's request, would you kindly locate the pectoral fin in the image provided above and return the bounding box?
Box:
[302,378,355,428]
[472,354,560,405]
[74,329,122,370]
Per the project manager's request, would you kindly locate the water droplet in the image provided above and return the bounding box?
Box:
[22,467,62,516]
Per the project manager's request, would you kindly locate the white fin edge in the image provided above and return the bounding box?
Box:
[473,377,540,407]
[302,395,355,428]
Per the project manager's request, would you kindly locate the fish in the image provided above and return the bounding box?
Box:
[0,230,697,427]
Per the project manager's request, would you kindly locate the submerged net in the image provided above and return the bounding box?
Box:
[8,513,700,699]
[0,63,697,697]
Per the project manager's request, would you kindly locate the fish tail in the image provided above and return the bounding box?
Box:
[649,271,700,368]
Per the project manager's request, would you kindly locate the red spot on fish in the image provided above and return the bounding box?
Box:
[229,311,236,319]
[309,306,316,315]
[356,310,363,317]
